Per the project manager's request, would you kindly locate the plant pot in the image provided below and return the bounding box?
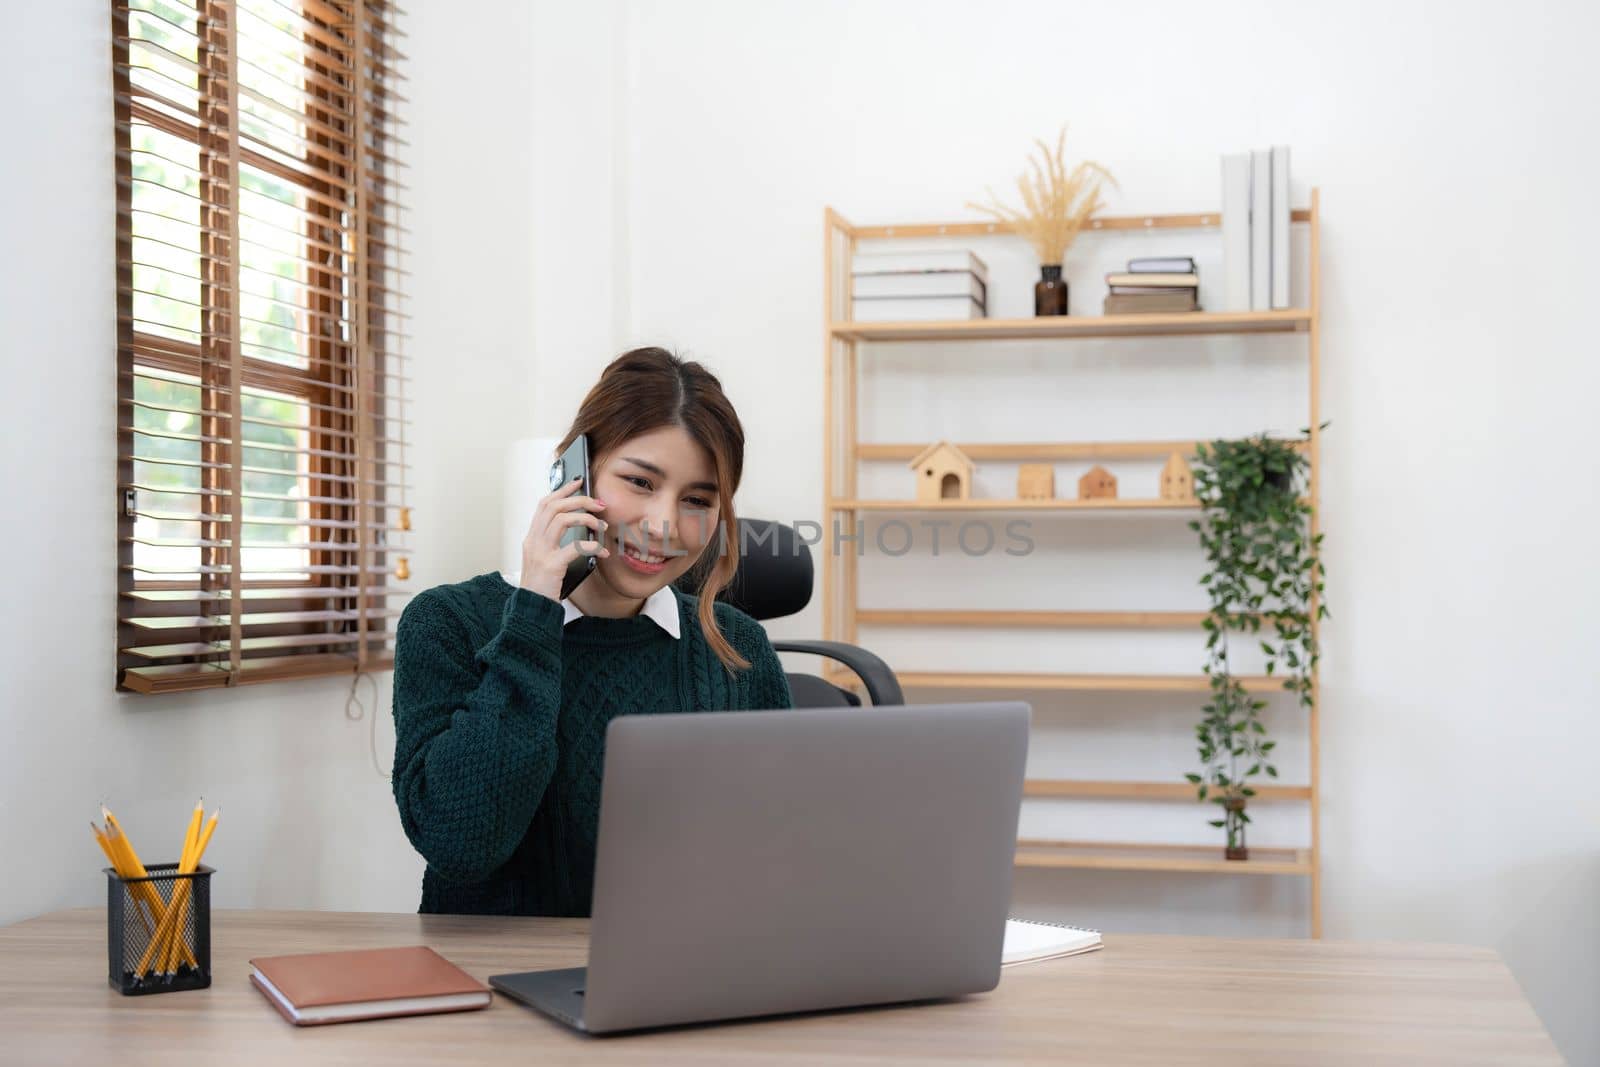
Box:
[1263,468,1293,493]
[1035,264,1068,316]
[1223,796,1248,860]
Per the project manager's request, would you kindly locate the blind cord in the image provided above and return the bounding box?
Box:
[345,670,391,783]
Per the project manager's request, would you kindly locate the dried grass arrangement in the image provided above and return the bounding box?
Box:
[967,127,1118,266]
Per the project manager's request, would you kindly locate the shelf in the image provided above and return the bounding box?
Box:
[856,439,1309,462]
[1014,839,1312,876]
[824,667,1280,694]
[847,207,1312,239]
[898,672,1278,693]
[830,309,1311,343]
[856,610,1208,629]
[831,497,1198,512]
[1025,779,1310,802]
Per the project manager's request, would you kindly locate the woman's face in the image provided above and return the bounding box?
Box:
[589,426,722,598]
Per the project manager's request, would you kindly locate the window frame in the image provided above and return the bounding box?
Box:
[114,0,403,693]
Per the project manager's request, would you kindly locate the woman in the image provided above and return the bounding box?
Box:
[391,347,794,916]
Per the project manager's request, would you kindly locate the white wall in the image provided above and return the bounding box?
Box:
[0,1,538,921]
[4,0,1596,1061]
[618,0,1600,1061]
[528,2,634,432]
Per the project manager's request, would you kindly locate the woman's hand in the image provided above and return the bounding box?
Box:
[520,475,609,601]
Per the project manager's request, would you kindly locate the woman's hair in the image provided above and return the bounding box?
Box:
[555,347,750,671]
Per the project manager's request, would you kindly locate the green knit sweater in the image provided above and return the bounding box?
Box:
[390,572,794,916]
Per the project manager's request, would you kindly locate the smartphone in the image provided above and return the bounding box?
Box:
[548,434,598,599]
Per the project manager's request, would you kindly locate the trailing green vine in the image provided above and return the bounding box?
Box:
[1185,428,1327,858]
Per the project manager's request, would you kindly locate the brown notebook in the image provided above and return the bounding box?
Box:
[249,945,492,1026]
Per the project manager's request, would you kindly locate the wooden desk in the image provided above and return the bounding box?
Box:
[0,908,1559,1064]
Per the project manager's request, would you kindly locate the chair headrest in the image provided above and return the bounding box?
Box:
[673,517,813,621]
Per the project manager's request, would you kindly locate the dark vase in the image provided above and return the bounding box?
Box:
[1035,264,1068,316]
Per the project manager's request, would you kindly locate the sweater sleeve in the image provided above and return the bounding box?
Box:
[390,587,565,884]
[734,613,794,711]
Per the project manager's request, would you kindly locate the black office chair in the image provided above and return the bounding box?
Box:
[673,518,904,707]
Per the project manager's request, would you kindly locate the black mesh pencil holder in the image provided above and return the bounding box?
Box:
[105,863,213,995]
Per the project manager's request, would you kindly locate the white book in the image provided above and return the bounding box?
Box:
[1250,149,1271,311]
[853,271,986,300]
[1271,144,1291,309]
[1002,918,1103,967]
[850,295,985,322]
[1127,256,1196,273]
[851,249,990,285]
[1221,153,1251,312]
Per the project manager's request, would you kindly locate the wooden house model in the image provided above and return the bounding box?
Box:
[1078,464,1118,500]
[1017,463,1055,500]
[909,440,975,501]
[1160,452,1195,501]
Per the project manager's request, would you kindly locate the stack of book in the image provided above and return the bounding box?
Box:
[850,250,988,322]
[1103,257,1199,315]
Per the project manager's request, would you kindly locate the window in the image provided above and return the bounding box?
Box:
[114,0,410,694]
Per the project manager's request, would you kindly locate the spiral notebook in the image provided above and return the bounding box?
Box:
[1002,918,1103,966]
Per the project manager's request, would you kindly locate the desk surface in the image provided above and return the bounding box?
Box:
[0,908,1559,1065]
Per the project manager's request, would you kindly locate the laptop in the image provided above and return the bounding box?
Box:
[488,700,1030,1034]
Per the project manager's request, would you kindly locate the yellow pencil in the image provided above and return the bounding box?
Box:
[148,812,212,979]
[192,808,219,863]
[101,809,153,909]
[90,820,112,860]
[181,799,202,864]
[103,809,164,971]
[103,819,166,946]
[91,822,157,941]
[159,799,205,976]
[172,806,216,974]
[100,805,130,846]
[103,816,172,974]
[91,820,124,876]
[138,808,218,979]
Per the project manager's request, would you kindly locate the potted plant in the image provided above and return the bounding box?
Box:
[966,126,1116,316]
[1185,429,1327,859]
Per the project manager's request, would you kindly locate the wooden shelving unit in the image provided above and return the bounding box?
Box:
[821,196,1324,934]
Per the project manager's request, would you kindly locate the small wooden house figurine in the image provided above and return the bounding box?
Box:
[1159,452,1195,501]
[909,440,975,502]
[1078,465,1118,500]
[1017,464,1055,501]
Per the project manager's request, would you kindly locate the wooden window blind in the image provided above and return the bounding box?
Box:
[113,0,412,694]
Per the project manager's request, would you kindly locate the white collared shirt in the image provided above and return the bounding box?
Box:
[561,583,682,640]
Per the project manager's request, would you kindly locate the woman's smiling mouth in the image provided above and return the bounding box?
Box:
[619,540,669,573]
